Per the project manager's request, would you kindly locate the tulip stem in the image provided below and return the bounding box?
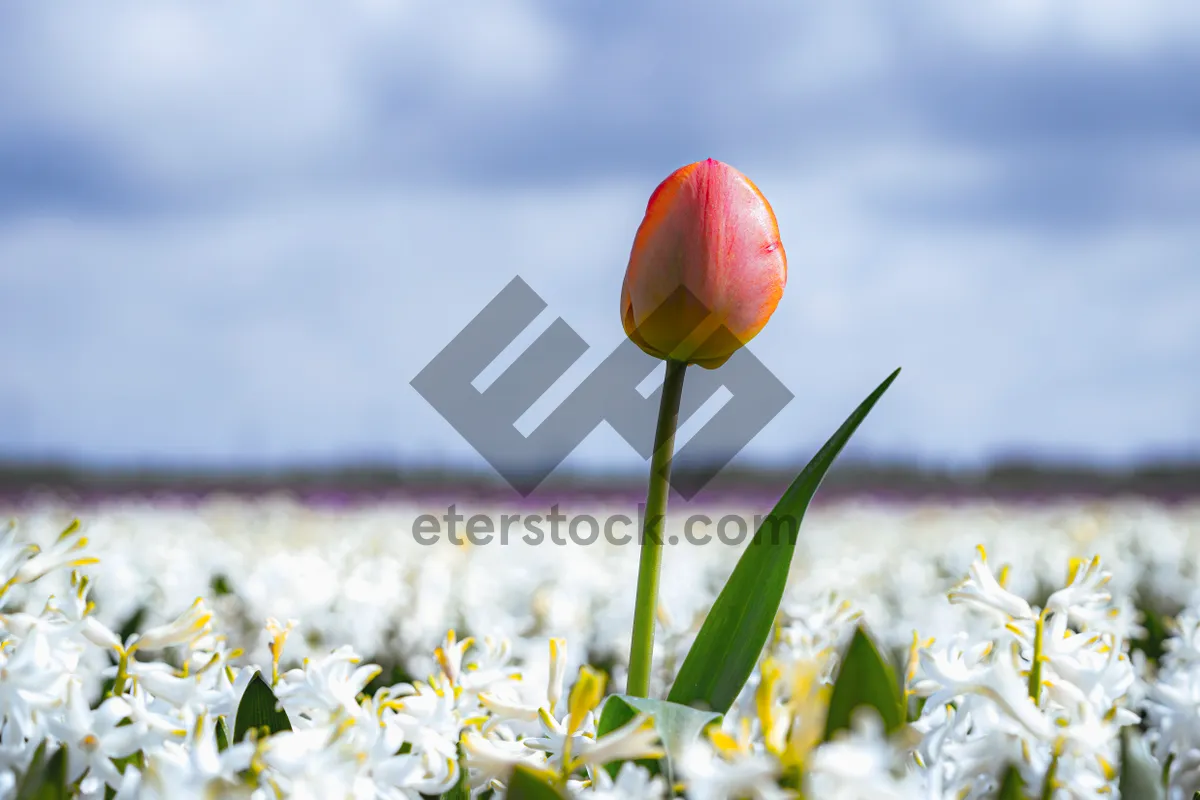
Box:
[627,358,688,698]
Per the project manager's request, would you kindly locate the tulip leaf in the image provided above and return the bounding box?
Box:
[234,672,293,743]
[597,695,639,735]
[824,625,905,740]
[996,763,1026,799]
[507,765,568,799]
[667,368,901,713]
[597,695,718,782]
[1119,727,1165,800]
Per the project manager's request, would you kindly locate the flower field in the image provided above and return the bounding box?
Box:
[1,496,1199,798]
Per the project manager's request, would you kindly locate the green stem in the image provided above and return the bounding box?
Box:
[1028,610,1046,702]
[1040,745,1060,800]
[626,358,688,698]
[112,650,131,697]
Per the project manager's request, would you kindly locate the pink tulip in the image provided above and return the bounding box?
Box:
[620,159,787,369]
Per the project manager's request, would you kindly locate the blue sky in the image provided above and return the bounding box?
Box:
[1,2,1198,472]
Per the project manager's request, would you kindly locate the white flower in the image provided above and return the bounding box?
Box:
[462,728,546,792]
[547,637,568,712]
[516,707,596,770]
[458,636,522,698]
[0,520,39,586]
[257,727,363,797]
[48,681,145,796]
[0,625,73,740]
[128,598,214,653]
[1045,555,1112,620]
[11,520,99,587]
[572,714,664,770]
[679,738,791,800]
[274,645,381,724]
[388,674,464,767]
[579,761,667,799]
[947,546,1032,622]
[133,713,255,799]
[805,710,923,799]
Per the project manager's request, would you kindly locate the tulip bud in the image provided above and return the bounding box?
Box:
[621,158,787,369]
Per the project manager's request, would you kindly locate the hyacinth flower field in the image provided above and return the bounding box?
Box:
[2,496,1200,799]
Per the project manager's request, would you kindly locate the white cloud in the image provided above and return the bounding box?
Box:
[935,0,1200,55]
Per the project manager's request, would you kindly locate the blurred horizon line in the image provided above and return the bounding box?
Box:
[3,455,1198,504]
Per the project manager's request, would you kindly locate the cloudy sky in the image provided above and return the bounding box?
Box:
[1,1,1198,474]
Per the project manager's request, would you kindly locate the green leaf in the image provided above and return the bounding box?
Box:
[597,695,639,735]
[16,742,68,800]
[823,625,905,740]
[668,368,900,714]
[597,695,719,782]
[233,672,293,743]
[506,765,568,799]
[216,716,230,752]
[996,763,1026,799]
[14,741,48,800]
[106,749,144,800]
[1119,727,1165,800]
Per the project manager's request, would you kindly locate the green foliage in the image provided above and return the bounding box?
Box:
[596,695,719,782]
[506,765,568,799]
[107,748,145,800]
[1119,726,1165,800]
[668,369,901,714]
[1131,603,1170,666]
[823,625,905,741]
[233,672,293,743]
[908,694,927,723]
[16,742,68,800]
[1028,612,1045,702]
[1039,752,1058,800]
[996,764,1026,799]
[216,716,230,752]
[210,573,234,597]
